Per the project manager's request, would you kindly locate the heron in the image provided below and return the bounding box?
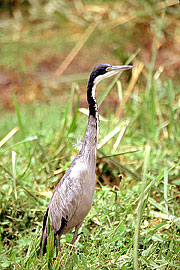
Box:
[40,64,133,255]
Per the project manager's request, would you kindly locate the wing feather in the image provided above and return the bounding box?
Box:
[40,157,85,254]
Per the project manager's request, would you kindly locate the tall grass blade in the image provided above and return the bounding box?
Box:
[167,79,178,139]
[115,60,144,120]
[98,149,141,181]
[98,126,121,149]
[0,136,38,156]
[98,49,140,107]
[146,9,165,137]
[113,121,129,152]
[0,127,19,148]
[54,14,104,77]
[54,103,69,153]
[164,168,168,213]
[117,80,122,102]
[54,84,78,154]
[47,217,54,269]
[13,93,25,141]
[12,151,17,200]
[69,82,76,117]
[98,148,140,159]
[134,143,151,270]
[67,92,80,135]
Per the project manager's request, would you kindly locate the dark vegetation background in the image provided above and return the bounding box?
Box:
[0,0,180,269]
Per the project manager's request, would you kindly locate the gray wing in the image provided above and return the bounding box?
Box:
[40,158,84,254]
[48,173,83,232]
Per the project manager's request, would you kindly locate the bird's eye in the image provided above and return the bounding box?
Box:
[106,67,111,72]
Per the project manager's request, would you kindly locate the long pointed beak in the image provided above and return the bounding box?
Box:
[110,65,134,71]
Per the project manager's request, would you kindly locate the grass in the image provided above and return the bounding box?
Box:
[0,1,180,269]
[0,72,179,269]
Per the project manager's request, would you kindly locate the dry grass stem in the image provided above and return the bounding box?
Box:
[115,61,144,120]
[53,14,106,79]
[0,127,19,148]
[157,0,179,9]
[103,13,136,30]
[12,151,17,200]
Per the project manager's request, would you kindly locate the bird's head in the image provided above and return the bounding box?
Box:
[89,64,133,86]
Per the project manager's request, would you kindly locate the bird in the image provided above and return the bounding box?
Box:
[40,63,133,255]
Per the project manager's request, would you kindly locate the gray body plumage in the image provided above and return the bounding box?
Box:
[40,64,133,255]
[49,115,98,232]
[40,115,98,252]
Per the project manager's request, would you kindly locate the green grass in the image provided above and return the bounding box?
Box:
[0,71,179,269]
[0,1,180,269]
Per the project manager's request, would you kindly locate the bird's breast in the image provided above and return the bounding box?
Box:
[63,159,96,233]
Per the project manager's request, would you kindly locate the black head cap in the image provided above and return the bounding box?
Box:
[88,64,133,88]
[89,64,111,83]
[87,64,133,117]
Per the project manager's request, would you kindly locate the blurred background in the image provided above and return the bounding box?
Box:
[0,1,180,269]
[0,0,179,110]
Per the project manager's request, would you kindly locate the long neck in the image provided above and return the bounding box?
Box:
[81,81,99,155]
[87,80,98,118]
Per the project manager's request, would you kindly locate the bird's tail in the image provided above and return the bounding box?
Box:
[40,208,49,255]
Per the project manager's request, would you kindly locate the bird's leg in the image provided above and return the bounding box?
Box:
[71,222,82,253]
[58,234,61,253]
